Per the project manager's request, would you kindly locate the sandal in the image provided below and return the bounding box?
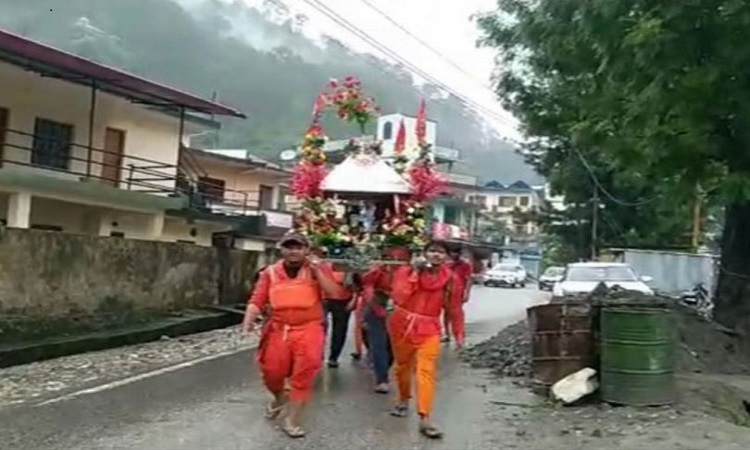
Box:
[389,405,409,418]
[264,402,284,420]
[281,423,306,439]
[419,423,444,439]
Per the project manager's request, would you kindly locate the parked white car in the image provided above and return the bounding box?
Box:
[538,266,565,291]
[484,263,527,288]
[552,262,654,297]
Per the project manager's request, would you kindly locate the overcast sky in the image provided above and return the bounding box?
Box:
[242,0,520,140]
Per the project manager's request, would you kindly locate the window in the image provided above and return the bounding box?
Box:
[32,118,73,170]
[499,196,515,207]
[277,185,288,210]
[519,196,530,207]
[444,206,459,225]
[566,266,638,282]
[259,184,275,210]
[197,177,225,202]
[468,195,486,205]
[382,121,393,140]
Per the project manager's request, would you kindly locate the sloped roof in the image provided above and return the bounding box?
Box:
[482,179,534,193]
[0,28,245,117]
[321,153,411,194]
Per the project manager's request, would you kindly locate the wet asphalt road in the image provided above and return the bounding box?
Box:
[0,286,548,450]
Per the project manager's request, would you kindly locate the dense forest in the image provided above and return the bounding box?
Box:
[0,0,540,183]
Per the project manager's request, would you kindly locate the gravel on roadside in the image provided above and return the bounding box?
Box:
[0,326,257,407]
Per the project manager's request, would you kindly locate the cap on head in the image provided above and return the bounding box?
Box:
[279,233,309,248]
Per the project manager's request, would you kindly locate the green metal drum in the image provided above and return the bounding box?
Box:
[600,307,676,406]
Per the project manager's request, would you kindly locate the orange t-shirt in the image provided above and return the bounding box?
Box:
[388,265,463,345]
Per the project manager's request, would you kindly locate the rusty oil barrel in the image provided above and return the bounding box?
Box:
[527,302,595,389]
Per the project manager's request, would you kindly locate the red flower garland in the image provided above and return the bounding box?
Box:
[408,163,447,202]
[291,162,328,198]
[326,76,379,133]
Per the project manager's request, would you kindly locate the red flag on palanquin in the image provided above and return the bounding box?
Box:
[394,119,406,154]
[415,98,427,144]
[311,93,327,123]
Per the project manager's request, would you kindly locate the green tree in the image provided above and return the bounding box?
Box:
[477,0,750,331]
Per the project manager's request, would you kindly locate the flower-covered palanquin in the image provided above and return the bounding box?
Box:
[290,77,446,267]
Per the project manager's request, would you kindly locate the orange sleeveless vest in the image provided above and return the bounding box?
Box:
[268,266,321,311]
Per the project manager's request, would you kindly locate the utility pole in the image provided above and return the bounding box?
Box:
[691,184,702,250]
[591,185,599,261]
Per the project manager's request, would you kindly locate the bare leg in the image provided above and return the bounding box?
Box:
[282,401,307,438]
[419,414,444,439]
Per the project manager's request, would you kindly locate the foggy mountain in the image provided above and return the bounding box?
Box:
[0,0,542,184]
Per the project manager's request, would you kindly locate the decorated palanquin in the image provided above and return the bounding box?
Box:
[290,77,446,270]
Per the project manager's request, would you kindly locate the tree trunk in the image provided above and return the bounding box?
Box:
[713,199,750,334]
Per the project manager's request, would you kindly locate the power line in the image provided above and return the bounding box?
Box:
[356,0,494,92]
[571,146,659,207]
[294,0,518,130]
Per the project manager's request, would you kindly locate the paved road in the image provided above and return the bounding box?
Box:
[0,286,547,450]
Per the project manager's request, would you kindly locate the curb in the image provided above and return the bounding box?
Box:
[0,310,242,368]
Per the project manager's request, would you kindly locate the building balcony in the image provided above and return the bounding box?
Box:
[0,128,186,211]
[186,183,294,238]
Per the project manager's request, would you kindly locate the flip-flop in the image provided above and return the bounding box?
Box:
[389,405,408,417]
[419,424,444,439]
[264,402,284,420]
[281,423,306,439]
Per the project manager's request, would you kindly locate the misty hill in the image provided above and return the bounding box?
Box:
[0,0,542,184]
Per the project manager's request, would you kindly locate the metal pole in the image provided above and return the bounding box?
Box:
[87,82,97,177]
[692,184,702,250]
[177,106,186,151]
[177,107,186,195]
[591,185,599,261]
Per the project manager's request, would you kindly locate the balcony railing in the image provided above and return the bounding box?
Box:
[443,171,477,187]
[188,180,294,227]
[433,146,460,161]
[1,128,180,195]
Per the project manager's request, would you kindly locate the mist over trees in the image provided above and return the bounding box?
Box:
[0,0,540,184]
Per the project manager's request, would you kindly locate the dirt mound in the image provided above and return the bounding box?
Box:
[676,305,750,375]
[461,319,531,377]
[463,295,750,379]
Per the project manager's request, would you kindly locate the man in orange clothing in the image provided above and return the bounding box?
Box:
[388,241,463,439]
[442,245,473,347]
[242,233,341,438]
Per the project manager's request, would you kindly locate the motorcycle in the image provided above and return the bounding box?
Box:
[679,282,713,319]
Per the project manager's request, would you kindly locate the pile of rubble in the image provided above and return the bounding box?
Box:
[461,319,531,377]
[463,291,750,381]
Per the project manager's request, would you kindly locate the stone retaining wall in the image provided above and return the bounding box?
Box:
[0,228,257,341]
